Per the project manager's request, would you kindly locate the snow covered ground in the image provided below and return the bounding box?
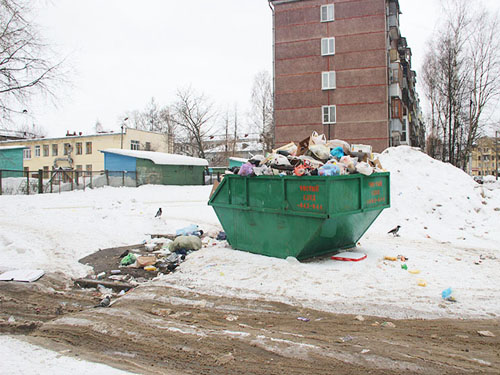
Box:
[0,336,133,375]
[0,146,499,321]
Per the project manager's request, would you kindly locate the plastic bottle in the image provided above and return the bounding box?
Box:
[442,287,452,299]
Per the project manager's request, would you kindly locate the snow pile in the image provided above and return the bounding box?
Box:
[370,146,500,247]
[0,336,133,374]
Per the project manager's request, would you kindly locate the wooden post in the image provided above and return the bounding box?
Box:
[122,171,125,186]
[0,170,2,195]
[75,170,79,186]
[70,170,74,191]
[90,172,93,189]
[105,170,109,185]
[50,173,53,193]
[38,169,43,194]
[26,171,29,195]
[135,171,138,187]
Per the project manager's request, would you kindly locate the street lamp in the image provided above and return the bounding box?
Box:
[120,117,128,149]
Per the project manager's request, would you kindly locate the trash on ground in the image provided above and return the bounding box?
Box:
[408,269,420,274]
[477,330,495,337]
[168,235,202,252]
[120,253,137,266]
[401,264,408,270]
[338,335,353,343]
[355,315,365,321]
[442,287,453,299]
[225,314,238,322]
[216,231,227,241]
[136,256,156,268]
[331,252,367,262]
[176,224,203,237]
[384,256,397,261]
[381,322,396,328]
[297,317,310,322]
[0,269,45,283]
[418,279,427,287]
[361,349,370,354]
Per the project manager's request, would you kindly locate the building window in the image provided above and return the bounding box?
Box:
[131,140,140,150]
[321,37,335,56]
[43,145,49,157]
[35,145,40,157]
[145,142,151,151]
[86,142,92,154]
[52,144,58,156]
[322,71,336,90]
[322,105,336,124]
[320,4,334,22]
[86,164,92,176]
[402,117,408,142]
[23,148,31,160]
[43,166,49,179]
[76,142,82,155]
[63,143,71,155]
[392,98,402,120]
[76,165,82,171]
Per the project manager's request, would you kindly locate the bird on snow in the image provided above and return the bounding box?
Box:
[94,295,111,308]
[387,225,401,237]
[155,207,162,218]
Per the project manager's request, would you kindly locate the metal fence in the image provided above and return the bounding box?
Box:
[0,168,223,195]
[0,169,138,195]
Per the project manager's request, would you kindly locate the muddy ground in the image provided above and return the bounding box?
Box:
[0,273,499,375]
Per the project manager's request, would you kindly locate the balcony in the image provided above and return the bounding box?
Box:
[390,82,402,99]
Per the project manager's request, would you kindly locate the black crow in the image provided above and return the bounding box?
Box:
[155,207,162,218]
[388,225,401,237]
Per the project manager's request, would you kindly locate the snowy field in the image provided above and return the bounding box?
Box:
[1,147,499,321]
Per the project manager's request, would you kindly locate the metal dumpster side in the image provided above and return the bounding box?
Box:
[208,173,390,260]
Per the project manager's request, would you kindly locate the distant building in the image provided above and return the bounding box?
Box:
[101,149,208,186]
[469,137,499,177]
[268,0,424,152]
[0,128,168,177]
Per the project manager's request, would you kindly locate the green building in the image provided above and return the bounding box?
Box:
[101,149,208,186]
[0,145,26,177]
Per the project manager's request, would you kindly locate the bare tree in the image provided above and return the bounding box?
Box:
[170,87,216,159]
[250,70,274,153]
[422,0,500,169]
[0,0,63,124]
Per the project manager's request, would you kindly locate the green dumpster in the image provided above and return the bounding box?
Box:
[208,173,390,260]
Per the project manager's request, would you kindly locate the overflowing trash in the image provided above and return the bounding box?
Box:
[225,131,385,178]
[77,223,228,304]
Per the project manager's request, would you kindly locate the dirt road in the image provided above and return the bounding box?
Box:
[1,274,498,374]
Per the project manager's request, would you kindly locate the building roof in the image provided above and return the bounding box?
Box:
[101,149,209,166]
[0,145,27,150]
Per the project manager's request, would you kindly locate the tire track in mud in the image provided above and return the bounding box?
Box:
[25,283,500,375]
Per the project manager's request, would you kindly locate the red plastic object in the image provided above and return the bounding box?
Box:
[331,252,367,262]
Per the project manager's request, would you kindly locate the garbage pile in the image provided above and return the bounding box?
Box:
[227,131,385,177]
[82,224,227,287]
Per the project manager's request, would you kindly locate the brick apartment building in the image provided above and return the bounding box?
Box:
[269,0,424,152]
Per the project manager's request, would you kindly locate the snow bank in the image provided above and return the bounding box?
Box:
[370,146,500,248]
[0,336,133,374]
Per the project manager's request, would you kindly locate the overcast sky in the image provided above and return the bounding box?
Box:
[28,0,500,137]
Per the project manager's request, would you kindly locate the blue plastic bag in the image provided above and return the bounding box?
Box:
[330,147,345,159]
